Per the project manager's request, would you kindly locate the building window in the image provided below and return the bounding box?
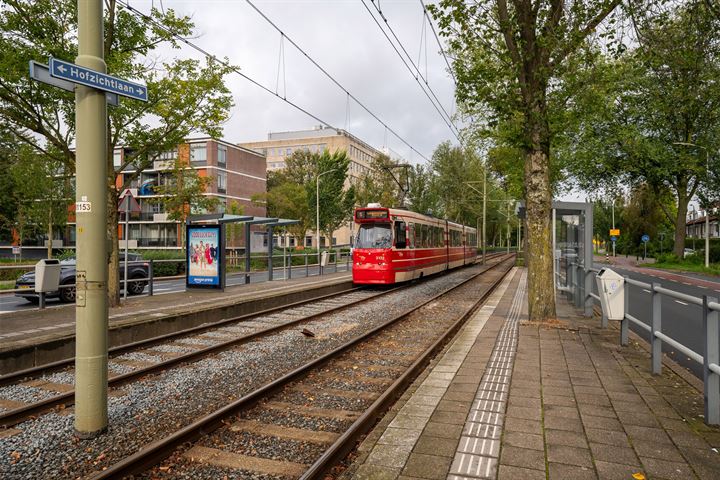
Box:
[190,144,207,165]
[218,144,227,167]
[305,236,313,247]
[285,147,292,156]
[113,150,122,169]
[217,171,227,193]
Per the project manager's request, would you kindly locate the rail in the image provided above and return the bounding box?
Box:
[568,262,720,425]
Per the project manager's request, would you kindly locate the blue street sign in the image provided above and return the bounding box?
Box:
[49,57,147,102]
[611,236,617,242]
[642,234,650,243]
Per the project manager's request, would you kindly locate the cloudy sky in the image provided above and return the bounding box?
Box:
[130,0,463,164]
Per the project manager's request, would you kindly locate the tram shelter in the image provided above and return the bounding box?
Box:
[187,214,299,289]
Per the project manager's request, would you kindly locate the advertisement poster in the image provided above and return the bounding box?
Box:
[187,225,221,287]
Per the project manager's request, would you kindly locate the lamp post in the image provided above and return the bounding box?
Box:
[674,142,710,267]
[316,169,337,256]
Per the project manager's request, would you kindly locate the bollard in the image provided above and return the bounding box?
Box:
[703,296,719,425]
[621,277,629,346]
[149,260,154,296]
[651,283,662,375]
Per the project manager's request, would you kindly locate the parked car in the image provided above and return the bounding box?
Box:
[684,248,696,258]
[15,254,149,303]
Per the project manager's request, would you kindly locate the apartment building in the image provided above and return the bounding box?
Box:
[239,126,383,247]
[114,138,267,251]
[686,205,720,239]
[240,126,378,180]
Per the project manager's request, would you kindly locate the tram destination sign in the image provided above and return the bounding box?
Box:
[49,57,148,102]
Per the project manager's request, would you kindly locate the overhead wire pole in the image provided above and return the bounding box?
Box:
[74,0,109,437]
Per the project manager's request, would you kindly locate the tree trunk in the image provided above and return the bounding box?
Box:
[47,209,52,259]
[524,109,556,322]
[107,185,120,307]
[674,196,689,257]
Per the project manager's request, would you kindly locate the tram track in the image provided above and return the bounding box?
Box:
[0,254,511,479]
[89,254,516,479]
[0,255,507,428]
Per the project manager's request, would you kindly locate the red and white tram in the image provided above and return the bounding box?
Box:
[352,205,478,285]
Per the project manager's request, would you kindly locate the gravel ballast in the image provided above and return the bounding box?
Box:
[0,262,501,479]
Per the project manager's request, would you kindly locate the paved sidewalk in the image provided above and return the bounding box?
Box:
[344,267,720,479]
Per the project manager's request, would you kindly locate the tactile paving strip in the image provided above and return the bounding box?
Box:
[448,270,526,480]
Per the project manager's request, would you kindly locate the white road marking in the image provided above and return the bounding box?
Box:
[675,300,689,306]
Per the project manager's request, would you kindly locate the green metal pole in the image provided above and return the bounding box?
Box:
[74,0,108,437]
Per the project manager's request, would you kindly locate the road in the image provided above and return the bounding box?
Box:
[0,262,350,314]
[593,263,720,379]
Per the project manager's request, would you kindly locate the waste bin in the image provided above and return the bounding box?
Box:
[596,268,625,320]
[35,259,61,293]
[320,251,329,267]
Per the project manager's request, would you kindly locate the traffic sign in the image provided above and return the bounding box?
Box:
[642,234,650,243]
[611,236,617,242]
[29,61,118,106]
[610,229,620,236]
[49,57,148,102]
[118,189,141,213]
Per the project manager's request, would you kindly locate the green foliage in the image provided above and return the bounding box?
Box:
[152,157,219,246]
[0,0,233,301]
[310,150,355,244]
[406,164,438,215]
[565,2,720,256]
[354,154,408,208]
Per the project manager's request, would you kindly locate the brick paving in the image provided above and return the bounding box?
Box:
[344,267,720,480]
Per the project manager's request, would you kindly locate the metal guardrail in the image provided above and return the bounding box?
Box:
[572,263,720,425]
[2,251,352,303]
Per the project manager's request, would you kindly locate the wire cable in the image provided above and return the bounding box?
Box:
[419,0,458,88]
[117,1,338,135]
[364,0,460,138]
[243,0,435,161]
[118,0,433,163]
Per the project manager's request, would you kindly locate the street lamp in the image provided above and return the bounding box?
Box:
[674,142,710,267]
[316,169,337,255]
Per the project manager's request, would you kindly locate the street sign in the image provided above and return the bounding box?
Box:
[610,229,620,236]
[29,61,118,106]
[118,189,141,213]
[11,246,20,255]
[611,236,617,242]
[642,234,650,243]
[49,57,148,102]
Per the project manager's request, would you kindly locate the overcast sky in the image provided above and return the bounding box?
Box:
[132,0,462,164]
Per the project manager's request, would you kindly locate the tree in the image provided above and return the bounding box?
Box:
[566,1,720,257]
[152,153,220,247]
[430,0,623,321]
[407,164,439,216]
[252,150,316,241]
[355,154,408,208]
[308,150,355,247]
[11,146,73,258]
[431,142,484,224]
[0,0,233,305]
[226,200,245,248]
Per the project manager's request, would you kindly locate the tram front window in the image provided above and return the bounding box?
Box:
[356,224,392,249]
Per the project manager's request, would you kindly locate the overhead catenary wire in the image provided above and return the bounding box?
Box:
[119,0,433,163]
[363,0,460,139]
[242,0,434,161]
[117,1,339,139]
[419,0,458,88]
